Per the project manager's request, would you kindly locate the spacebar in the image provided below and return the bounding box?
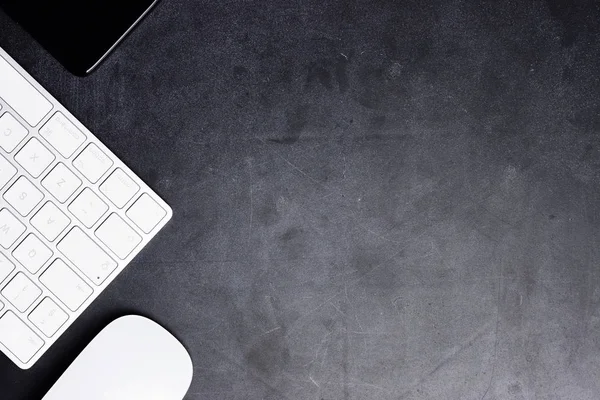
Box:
[0,54,52,126]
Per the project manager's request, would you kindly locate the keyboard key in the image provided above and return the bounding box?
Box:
[40,259,92,311]
[126,193,167,234]
[0,153,17,189]
[73,143,112,183]
[39,112,86,158]
[99,168,139,208]
[31,202,70,241]
[28,297,68,338]
[41,163,82,203]
[3,176,44,216]
[12,234,53,274]
[0,209,26,248]
[96,214,142,259]
[0,311,44,363]
[0,55,52,126]
[67,188,108,228]
[2,272,42,312]
[0,253,15,284]
[0,113,28,152]
[57,227,117,285]
[15,138,55,178]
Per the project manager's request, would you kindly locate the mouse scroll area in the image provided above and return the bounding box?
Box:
[42,316,193,400]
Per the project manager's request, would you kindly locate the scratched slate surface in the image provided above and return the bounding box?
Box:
[1,0,600,399]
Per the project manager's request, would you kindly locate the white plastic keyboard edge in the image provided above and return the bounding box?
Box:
[0,47,173,369]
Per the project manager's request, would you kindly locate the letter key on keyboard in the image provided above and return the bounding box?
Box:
[3,176,44,216]
[15,138,55,178]
[42,163,82,203]
[0,113,28,153]
[0,209,26,249]
[13,234,53,274]
[31,202,71,241]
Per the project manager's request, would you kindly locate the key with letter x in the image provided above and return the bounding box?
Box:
[15,138,55,178]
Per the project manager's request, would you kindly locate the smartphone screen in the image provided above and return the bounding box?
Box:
[0,0,159,75]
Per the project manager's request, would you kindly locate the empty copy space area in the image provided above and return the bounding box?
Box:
[1,0,600,399]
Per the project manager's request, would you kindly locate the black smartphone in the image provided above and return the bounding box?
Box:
[0,0,159,75]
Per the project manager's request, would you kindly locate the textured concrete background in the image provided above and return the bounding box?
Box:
[1,0,600,399]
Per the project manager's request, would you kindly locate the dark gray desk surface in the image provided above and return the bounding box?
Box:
[2,0,600,399]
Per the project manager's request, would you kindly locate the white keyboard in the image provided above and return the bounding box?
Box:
[0,47,172,369]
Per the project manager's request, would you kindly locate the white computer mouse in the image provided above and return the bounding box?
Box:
[42,315,193,400]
